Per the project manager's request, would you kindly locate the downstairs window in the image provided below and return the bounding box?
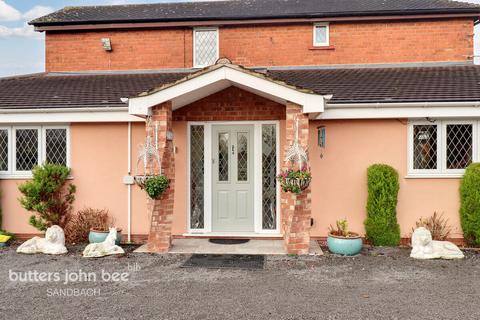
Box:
[0,125,69,177]
[408,120,477,177]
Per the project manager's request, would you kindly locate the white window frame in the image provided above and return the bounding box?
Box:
[313,22,330,47]
[0,127,11,174]
[407,119,478,178]
[0,125,70,179]
[193,27,219,68]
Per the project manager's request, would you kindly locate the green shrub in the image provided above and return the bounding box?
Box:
[18,163,76,231]
[460,163,480,246]
[364,164,401,246]
[144,175,169,199]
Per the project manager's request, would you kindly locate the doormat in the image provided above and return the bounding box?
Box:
[181,254,265,270]
[208,239,250,245]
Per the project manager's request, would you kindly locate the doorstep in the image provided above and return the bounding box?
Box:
[134,239,323,256]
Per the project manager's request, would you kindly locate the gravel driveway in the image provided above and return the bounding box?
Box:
[1,243,479,320]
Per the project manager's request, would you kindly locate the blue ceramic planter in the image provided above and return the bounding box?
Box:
[327,234,363,256]
[88,229,122,245]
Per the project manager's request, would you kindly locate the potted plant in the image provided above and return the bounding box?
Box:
[87,211,122,245]
[277,168,312,194]
[327,219,363,256]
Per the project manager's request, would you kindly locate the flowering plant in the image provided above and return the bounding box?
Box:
[277,167,312,194]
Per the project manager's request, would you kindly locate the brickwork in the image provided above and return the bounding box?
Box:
[172,86,285,121]
[147,101,175,253]
[46,18,473,72]
[282,102,312,255]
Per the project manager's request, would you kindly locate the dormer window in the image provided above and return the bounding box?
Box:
[193,27,219,68]
[313,23,329,47]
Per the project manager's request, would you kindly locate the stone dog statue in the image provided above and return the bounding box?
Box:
[83,227,125,258]
[410,227,464,260]
[17,225,68,255]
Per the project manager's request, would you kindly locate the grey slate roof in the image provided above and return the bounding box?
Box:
[30,0,480,26]
[2,65,480,109]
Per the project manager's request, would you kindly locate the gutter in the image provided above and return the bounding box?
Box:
[326,101,480,109]
[0,106,128,113]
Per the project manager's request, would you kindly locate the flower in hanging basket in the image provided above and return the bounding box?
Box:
[144,175,170,199]
[277,168,312,194]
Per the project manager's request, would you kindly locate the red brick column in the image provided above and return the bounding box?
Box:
[147,101,175,253]
[281,102,311,255]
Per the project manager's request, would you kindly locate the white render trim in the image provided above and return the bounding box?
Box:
[193,27,220,68]
[320,101,480,119]
[313,22,330,47]
[187,120,280,235]
[128,65,326,115]
[0,107,143,123]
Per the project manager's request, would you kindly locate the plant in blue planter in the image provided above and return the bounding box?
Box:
[327,219,363,256]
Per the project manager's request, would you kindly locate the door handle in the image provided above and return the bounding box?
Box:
[232,145,235,155]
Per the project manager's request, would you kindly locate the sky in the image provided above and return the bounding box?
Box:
[0,0,479,76]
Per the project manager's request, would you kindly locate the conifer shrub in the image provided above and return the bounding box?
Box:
[364,164,401,246]
[460,163,480,246]
[18,163,76,231]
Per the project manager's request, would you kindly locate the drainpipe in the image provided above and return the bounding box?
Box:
[127,122,132,243]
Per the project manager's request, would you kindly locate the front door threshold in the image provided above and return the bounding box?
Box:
[181,232,283,239]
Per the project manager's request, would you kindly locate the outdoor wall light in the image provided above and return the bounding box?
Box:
[101,38,112,51]
[317,126,326,158]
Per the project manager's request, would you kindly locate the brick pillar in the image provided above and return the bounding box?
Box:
[147,101,175,253]
[281,102,311,255]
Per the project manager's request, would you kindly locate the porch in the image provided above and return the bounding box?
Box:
[127,61,328,255]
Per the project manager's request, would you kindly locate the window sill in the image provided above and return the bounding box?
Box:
[309,45,335,50]
[405,174,463,179]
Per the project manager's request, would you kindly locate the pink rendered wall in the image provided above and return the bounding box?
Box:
[0,119,464,239]
[308,119,463,239]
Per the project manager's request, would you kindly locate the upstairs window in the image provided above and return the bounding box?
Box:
[193,28,219,68]
[313,23,329,47]
[408,120,477,177]
[0,125,69,177]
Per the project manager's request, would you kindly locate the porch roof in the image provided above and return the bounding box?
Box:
[127,62,328,116]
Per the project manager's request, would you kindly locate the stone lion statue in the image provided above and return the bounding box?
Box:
[17,225,68,255]
[410,227,464,260]
[83,227,124,258]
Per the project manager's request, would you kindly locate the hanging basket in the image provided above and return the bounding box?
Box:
[277,170,312,194]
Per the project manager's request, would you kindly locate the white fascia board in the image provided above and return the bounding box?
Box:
[319,103,480,120]
[129,68,227,115]
[0,107,143,123]
[128,66,326,115]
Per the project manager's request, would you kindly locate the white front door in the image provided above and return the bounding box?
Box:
[212,125,254,232]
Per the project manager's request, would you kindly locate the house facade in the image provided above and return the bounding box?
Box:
[1,0,480,254]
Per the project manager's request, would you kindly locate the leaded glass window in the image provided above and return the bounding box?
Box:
[446,124,473,170]
[218,132,229,181]
[413,125,438,170]
[0,129,8,171]
[45,128,67,166]
[237,132,248,182]
[190,125,205,229]
[15,129,39,171]
[262,124,277,230]
[194,28,218,67]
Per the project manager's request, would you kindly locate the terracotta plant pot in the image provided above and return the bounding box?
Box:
[327,233,363,256]
[88,228,122,245]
